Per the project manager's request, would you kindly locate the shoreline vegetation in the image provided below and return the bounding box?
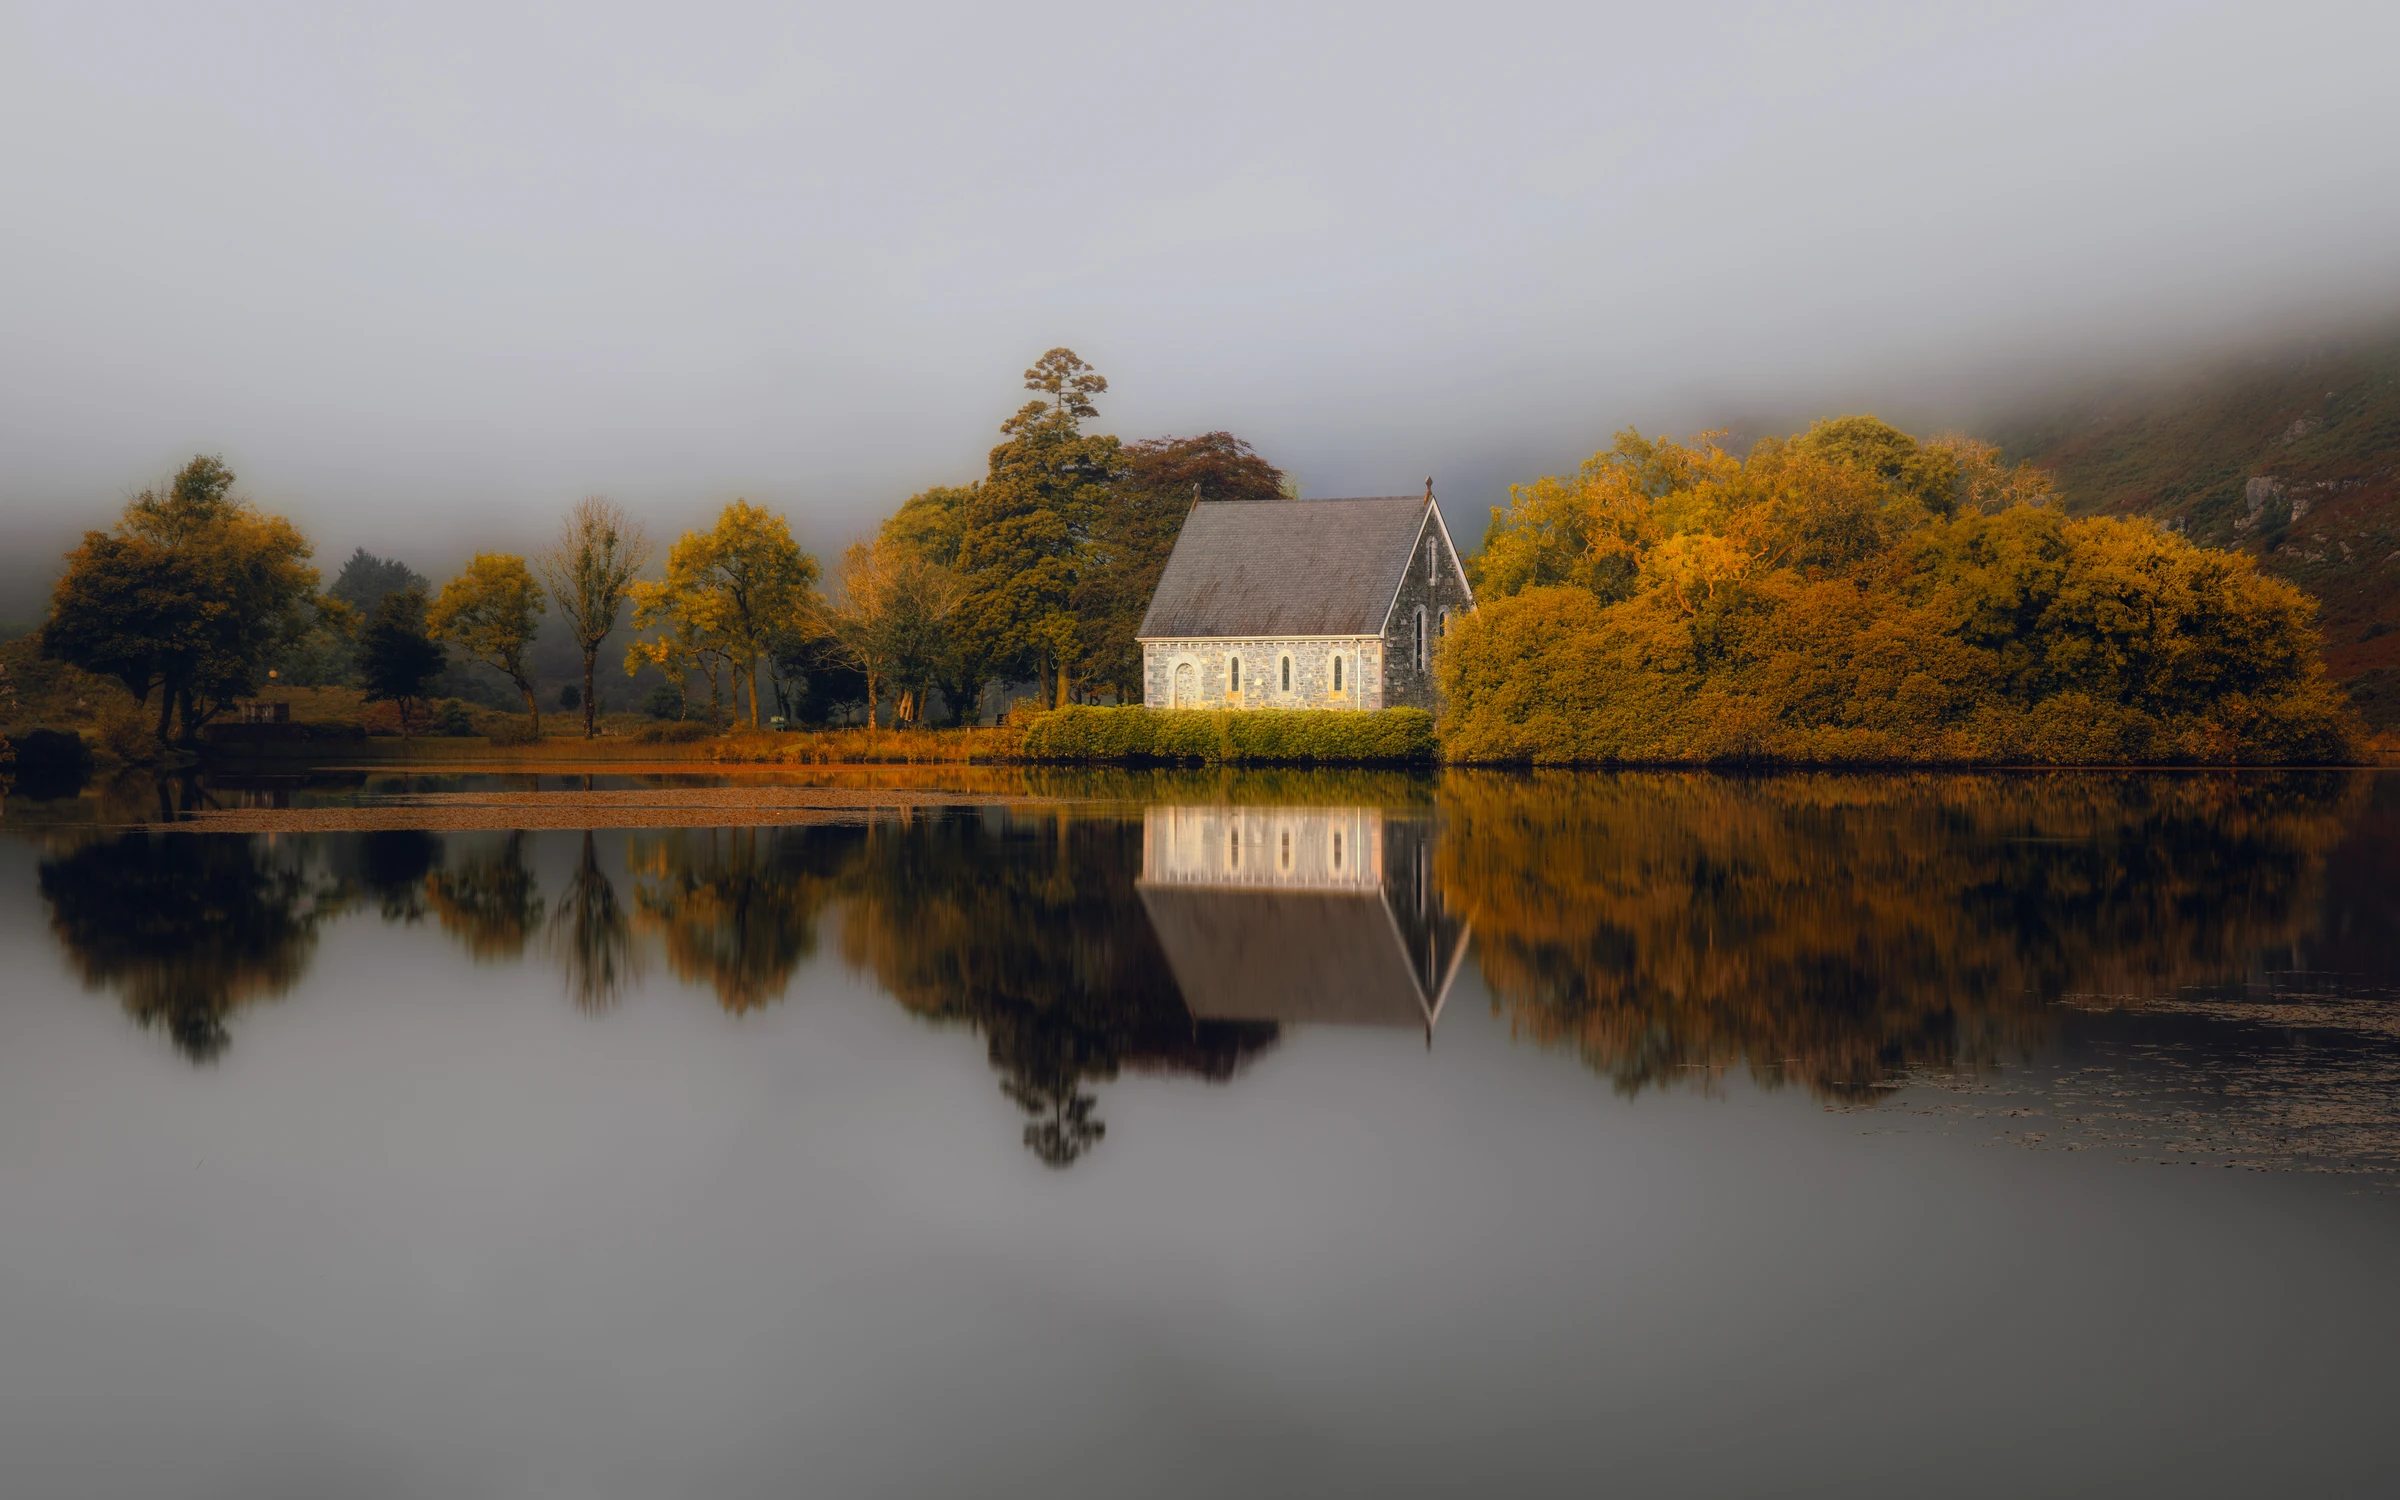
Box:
[1443,420,2364,766]
[24,711,2386,775]
[4,351,2384,776]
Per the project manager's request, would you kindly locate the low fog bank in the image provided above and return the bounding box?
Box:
[7,294,2400,635]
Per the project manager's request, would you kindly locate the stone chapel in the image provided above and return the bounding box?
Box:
[1135,485,1475,711]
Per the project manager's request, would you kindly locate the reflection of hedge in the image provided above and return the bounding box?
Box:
[1017,706,1436,764]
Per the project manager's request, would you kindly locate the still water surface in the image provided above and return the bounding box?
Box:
[2,768,2396,1497]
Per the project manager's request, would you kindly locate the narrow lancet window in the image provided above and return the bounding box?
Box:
[1333,655,1344,692]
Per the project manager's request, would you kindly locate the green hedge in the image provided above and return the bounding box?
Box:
[1017,706,1436,764]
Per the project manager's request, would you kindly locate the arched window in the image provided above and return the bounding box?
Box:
[1427,540,1438,584]
[1229,656,1241,693]
[1414,609,1426,670]
[1278,829,1292,872]
[1332,829,1344,872]
[1438,609,1449,638]
[1228,826,1242,870]
[1332,654,1344,693]
[1280,654,1292,693]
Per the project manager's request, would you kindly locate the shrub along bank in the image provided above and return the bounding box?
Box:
[1017,706,1436,764]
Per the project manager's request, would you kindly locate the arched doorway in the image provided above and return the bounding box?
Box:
[1172,661,1196,708]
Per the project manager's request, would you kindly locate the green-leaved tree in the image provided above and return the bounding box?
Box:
[954,348,1124,711]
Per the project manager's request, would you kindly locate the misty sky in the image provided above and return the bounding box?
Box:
[4,0,2397,601]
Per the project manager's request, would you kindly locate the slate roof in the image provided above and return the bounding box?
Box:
[1136,496,1431,639]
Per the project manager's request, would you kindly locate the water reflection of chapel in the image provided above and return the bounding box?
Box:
[1136,806,1471,1037]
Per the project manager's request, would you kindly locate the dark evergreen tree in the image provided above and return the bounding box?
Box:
[328,548,430,616]
[355,585,446,736]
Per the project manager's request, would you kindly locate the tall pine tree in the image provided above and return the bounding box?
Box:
[953,349,1123,711]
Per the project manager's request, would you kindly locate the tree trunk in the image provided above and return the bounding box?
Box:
[865,669,879,731]
[154,683,174,744]
[582,649,597,738]
[518,677,540,736]
[748,656,762,728]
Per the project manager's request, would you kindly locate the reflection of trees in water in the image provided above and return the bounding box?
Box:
[38,832,337,1062]
[1441,771,2366,1100]
[628,827,846,1013]
[331,830,443,924]
[839,811,1278,1167]
[549,831,641,1012]
[426,832,545,961]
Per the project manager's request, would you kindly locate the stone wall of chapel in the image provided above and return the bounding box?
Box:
[1380,516,1476,712]
[1142,638,1385,711]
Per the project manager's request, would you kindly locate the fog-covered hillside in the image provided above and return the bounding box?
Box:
[1997,329,2400,725]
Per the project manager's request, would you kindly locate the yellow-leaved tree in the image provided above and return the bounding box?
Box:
[828,535,964,729]
[1442,418,2358,765]
[428,553,547,731]
[652,502,820,729]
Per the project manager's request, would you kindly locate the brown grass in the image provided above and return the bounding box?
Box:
[701,725,1020,765]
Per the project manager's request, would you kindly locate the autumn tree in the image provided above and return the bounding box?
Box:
[859,484,977,720]
[428,553,548,730]
[829,535,965,728]
[954,348,1124,712]
[624,575,725,726]
[1441,418,2359,765]
[355,585,446,736]
[660,502,820,729]
[41,455,321,742]
[538,496,651,738]
[882,483,975,567]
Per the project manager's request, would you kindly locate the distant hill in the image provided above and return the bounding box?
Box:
[1994,329,2400,726]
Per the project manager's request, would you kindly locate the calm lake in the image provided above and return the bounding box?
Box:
[2,765,2395,1498]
